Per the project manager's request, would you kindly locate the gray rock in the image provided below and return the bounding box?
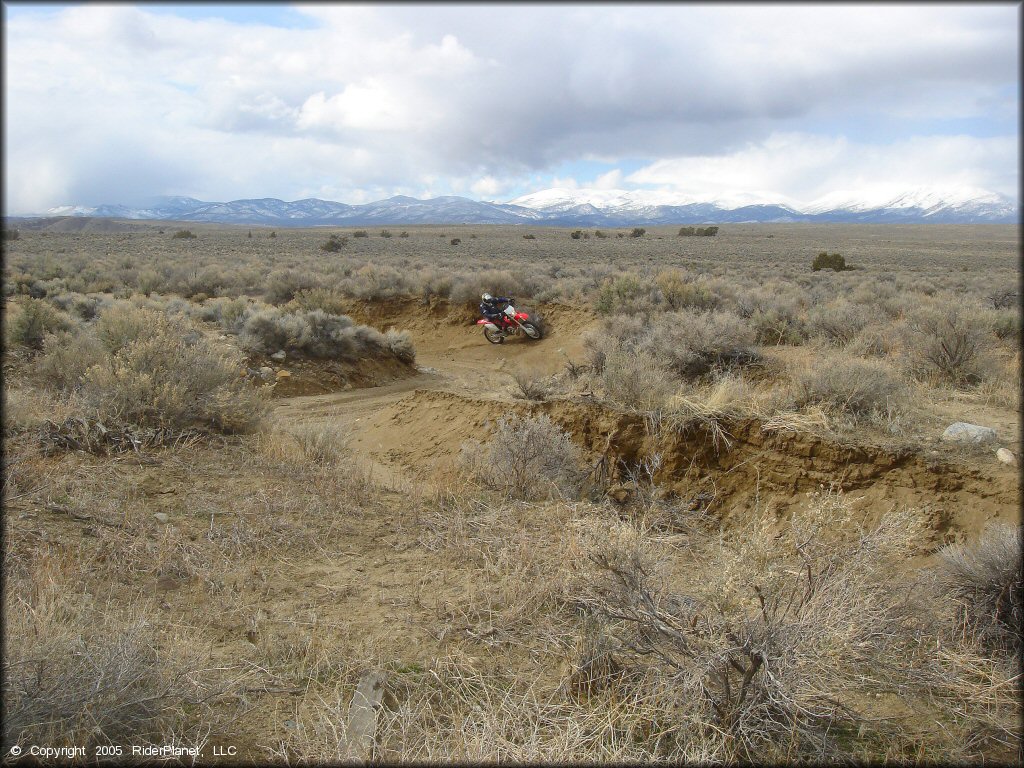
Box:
[153,512,169,524]
[941,422,997,444]
[270,350,287,361]
[259,366,275,381]
[996,448,1017,467]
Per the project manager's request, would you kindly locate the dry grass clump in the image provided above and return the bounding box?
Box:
[2,553,204,754]
[384,328,416,364]
[511,367,553,401]
[666,374,763,450]
[655,269,720,311]
[264,268,316,305]
[598,348,677,412]
[804,298,871,345]
[572,491,991,761]
[789,352,908,427]
[34,328,107,392]
[639,310,760,380]
[934,523,1023,652]
[288,422,353,467]
[459,414,585,501]
[79,312,266,434]
[899,303,998,387]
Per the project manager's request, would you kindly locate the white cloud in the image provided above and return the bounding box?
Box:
[2,4,1018,212]
[626,133,1018,205]
[593,169,624,190]
[470,176,503,198]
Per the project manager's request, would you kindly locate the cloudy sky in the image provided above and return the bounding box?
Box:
[3,2,1019,213]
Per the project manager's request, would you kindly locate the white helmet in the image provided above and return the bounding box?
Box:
[481,293,493,302]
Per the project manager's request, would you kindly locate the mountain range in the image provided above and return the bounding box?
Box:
[23,186,1019,226]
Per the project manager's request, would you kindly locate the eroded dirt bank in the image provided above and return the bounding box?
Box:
[273,299,1019,544]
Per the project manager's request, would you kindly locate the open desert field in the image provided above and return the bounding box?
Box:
[2,221,1021,763]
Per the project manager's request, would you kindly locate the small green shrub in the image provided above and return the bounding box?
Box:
[570,230,583,240]
[595,274,652,316]
[655,270,719,312]
[288,288,348,316]
[6,297,72,351]
[522,234,536,240]
[320,235,346,252]
[264,269,316,305]
[352,230,369,238]
[171,229,196,239]
[451,238,461,246]
[34,329,107,392]
[380,230,393,238]
[812,252,846,271]
[630,228,646,238]
[901,305,993,386]
[81,313,266,433]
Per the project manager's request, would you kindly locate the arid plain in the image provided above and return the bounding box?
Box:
[2,220,1020,762]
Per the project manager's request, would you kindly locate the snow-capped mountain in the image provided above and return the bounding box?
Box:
[800,185,1017,221]
[510,185,1016,223]
[17,186,1017,226]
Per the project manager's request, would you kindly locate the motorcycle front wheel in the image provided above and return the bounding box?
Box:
[484,326,505,344]
[520,321,542,340]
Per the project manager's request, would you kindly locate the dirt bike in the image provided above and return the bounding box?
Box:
[476,302,543,344]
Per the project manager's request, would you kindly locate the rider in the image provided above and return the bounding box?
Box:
[480,293,513,325]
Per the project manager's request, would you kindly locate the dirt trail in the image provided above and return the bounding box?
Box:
[274,300,593,491]
[273,301,1020,541]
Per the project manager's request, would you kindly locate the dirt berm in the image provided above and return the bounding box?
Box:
[356,389,1018,542]
[273,299,1018,546]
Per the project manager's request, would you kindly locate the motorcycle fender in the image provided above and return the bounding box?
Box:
[478,321,501,332]
[513,312,530,321]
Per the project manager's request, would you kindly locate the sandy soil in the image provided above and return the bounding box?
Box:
[272,300,1020,542]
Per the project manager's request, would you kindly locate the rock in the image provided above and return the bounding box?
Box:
[996,448,1017,467]
[276,369,291,379]
[218,334,227,340]
[259,366,275,381]
[270,350,287,361]
[941,422,997,445]
[153,513,169,524]
[344,671,386,760]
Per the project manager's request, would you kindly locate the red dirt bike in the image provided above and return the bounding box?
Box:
[476,302,543,344]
